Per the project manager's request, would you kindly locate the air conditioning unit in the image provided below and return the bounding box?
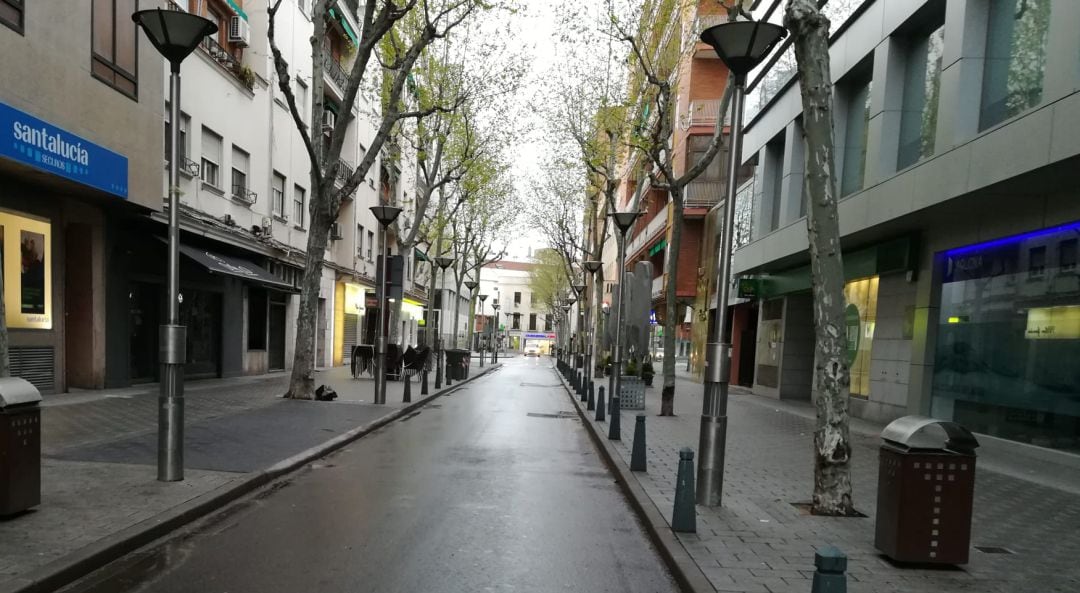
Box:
[330,222,343,240]
[261,216,273,238]
[228,16,251,47]
[322,110,336,135]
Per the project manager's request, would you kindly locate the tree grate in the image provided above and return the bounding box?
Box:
[974,546,1014,555]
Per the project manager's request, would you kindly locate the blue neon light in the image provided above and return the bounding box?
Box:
[943,220,1080,257]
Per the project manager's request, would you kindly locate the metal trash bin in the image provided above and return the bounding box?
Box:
[0,377,43,516]
[444,349,471,380]
[874,416,978,564]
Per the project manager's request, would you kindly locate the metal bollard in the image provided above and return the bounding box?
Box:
[672,448,696,533]
[630,414,647,471]
[403,372,412,403]
[579,374,587,402]
[586,380,595,410]
[608,393,621,440]
[811,546,847,593]
[595,386,606,422]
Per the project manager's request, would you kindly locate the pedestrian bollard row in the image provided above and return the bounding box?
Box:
[672,448,696,533]
[586,380,595,410]
[811,546,847,593]
[630,415,647,472]
[595,386,606,422]
[608,393,621,440]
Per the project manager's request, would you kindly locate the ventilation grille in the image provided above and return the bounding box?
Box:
[11,347,55,393]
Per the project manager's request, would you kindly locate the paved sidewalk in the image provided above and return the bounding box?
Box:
[0,360,496,592]
[565,367,1080,593]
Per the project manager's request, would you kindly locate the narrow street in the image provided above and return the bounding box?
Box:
[60,358,678,593]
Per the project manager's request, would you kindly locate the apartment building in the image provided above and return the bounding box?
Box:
[725,0,1080,455]
[478,260,557,355]
[0,0,164,392]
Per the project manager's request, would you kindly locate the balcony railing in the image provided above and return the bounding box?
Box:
[685,180,724,208]
[334,158,354,191]
[323,52,349,91]
[688,99,722,127]
[200,36,254,90]
[626,209,668,258]
[231,184,257,205]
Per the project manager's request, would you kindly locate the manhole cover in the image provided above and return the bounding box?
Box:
[974,546,1014,555]
[527,411,578,419]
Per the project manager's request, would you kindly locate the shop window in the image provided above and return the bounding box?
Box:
[979,0,1052,131]
[0,0,23,34]
[293,185,306,228]
[933,224,1080,452]
[248,286,267,350]
[92,0,138,99]
[898,23,945,169]
[843,276,879,398]
[0,211,53,329]
[201,127,223,189]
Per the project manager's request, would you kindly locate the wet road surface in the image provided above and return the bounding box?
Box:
[62,357,678,593]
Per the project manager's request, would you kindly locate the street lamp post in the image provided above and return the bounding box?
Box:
[609,211,641,435]
[477,294,488,367]
[696,19,787,507]
[133,8,218,483]
[571,282,586,390]
[582,261,601,400]
[491,302,501,363]
[434,256,454,389]
[464,280,478,355]
[370,206,403,405]
[561,303,572,371]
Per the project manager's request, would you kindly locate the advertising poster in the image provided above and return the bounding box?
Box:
[0,210,51,329]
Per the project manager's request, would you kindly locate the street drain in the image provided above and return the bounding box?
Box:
[527,411,577,419]
[974,546,1014,555]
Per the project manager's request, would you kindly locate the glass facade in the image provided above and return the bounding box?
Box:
[979,0,1051,131]
[932,223,1080,452]
[898,24,945,170]
[844,276,879,397]
[841,77,872,197]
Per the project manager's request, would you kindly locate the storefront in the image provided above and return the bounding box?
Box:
[932,222,1080,452]
[523,331,556,355]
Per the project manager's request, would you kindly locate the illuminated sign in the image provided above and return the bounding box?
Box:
[1026,306,1080,340]
[0,211,52,329]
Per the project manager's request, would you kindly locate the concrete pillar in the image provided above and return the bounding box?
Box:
[935,0,988,149]
[1043,0,1080,103]
[779,118,805,224]
[866,37,905,183]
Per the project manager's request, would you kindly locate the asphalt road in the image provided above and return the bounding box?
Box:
[63,357,679,593]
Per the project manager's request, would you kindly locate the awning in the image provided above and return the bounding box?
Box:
[329,8,359,46]
[225,0,248,20]
[414,248,429,262]
[178,244,296,291]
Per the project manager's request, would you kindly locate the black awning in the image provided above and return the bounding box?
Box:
[178,244,296,291]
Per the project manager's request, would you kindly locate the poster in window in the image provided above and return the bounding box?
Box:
[20,230,45,315]
[0,210,51,329]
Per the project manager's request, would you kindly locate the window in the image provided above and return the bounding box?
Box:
[367,231,374,260]
[514,291,521,305]
[1,0,24,33]
[231,146,251,202]
[357,224,364,258]
[512,313,521,330]
[272,172,286,217]
[164,108,191,168]
[528,314,537,331]
[92,0,139,98]
[1061,239,1078,273]
[294,77,308,122]
[544,315,552,331]
[764,134,785,231]
[840,73,872,197]
[530,292,537,306]
[898,24,945,170]
[297,0,308,17]
[200,127,223,189]
[293,185,306,228]
[687,135,725,181]
[247,287,267,350]
[979,0,1052,131]
[1029,246,1047,277]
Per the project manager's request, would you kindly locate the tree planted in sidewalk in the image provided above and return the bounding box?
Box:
[785,0,855,516]
[267,0,498,399]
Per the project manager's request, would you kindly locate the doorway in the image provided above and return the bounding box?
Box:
[129,282,160,383]
[268,292,287,371]
[316,297,327,366]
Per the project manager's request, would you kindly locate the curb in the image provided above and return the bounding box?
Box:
[554,367,716,593]
[1,364,502,593]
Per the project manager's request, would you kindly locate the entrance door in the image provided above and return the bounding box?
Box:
[181,289,222,379]
[268,293,287,371]
[129,282,160,383]
[738,303,758,387]
[316,298,327,366]
[343,312,359,361]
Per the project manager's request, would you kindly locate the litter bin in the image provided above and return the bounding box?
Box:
[444,349,471,380]
[874,416,978,564]
[0,377,43,516]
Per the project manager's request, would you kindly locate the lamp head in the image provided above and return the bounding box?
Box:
[565,295,577,306]
[133,9,218,68]
[435,256,454,270]
[464,280,478,291]
[700,20,788,78]
[370,205,403,226]
[572,283,586,296]
[478,294,488,302]
[610,211,642,235]
[583,260,602,274]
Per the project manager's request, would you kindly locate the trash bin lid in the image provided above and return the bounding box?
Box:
[0,377,42,408]
[881,415,978,454]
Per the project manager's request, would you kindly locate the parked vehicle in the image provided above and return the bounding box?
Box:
[524,344,539,357]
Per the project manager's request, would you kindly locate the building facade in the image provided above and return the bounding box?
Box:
[478,260,558,355]
[726,0,1080,455]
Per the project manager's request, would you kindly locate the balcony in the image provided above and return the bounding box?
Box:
[334,158,354,193]
[687,99,722,128]
[323,52,349,93]
[652,274,665,299]
[626,208,668,259]
[685,179,724,208]
[231,183,257,205]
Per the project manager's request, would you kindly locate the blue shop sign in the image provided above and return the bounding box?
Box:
[1,101,128,198]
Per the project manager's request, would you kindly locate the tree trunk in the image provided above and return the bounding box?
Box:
[660,192,683,416]
[286,189,333,399]
[786,0,855,516]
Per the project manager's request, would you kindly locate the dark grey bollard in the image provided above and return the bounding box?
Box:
[608,394,620,440]
[595,386,606,422]
[586,380,595,410]
[811,546,847,593]
[403,373,412,403]
[579,375,587,401]
[630,415,646,471]
[672,448,696,533]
